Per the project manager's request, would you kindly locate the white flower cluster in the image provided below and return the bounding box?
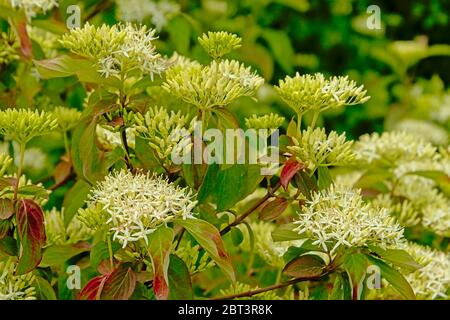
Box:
[60,23,167,79]
[115,0,180,30]
[82,170,197,247]
[288,127,355,170]
[0,259,36,300]
[393,119,448,146]
[354,131,437,165]
[405,243,450,299]
[163,59,264,109]
[293,185,404,253]
[96,125,136,151]
[8,0,58,20]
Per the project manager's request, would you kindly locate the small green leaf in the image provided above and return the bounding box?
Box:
[367,255,415,300]
[283,254,325,278]
[0,235,17,256]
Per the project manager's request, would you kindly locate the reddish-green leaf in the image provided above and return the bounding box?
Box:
[16,199,46,275]
[283,254,325,278]
[0,198,14,220]
[146,226,174,300]
[258,197,289,221]
[175,218,235,283]
[79,275,108,300]
[100,266,137,300]
[280,158,305,190]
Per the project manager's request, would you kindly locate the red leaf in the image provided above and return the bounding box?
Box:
[280,158,305,190]
[100,266,136,300]
[79,275,108,300]
[258,197,289,221]
[16,199,46,275]
[15,21,33,60]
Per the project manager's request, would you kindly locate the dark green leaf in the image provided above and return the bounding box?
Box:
[168,255,193,300]
[90,241,121,270]
[41,244,89,268]
[317,166,333,190]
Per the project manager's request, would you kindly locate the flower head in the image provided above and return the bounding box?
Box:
[245,113,285,130]
[0,32,19,65]
[293,185,404,253]
[45,208,94,246]
[79,170,197,247]
[60,23,166,79]
[0,108,58,144]
[288,127,355,170]
[135,106,193,165]
[7,0,58,20]
[0,259,36,300]
[198,31,242,59]
[163,59,264,109]
[405,243,450,299]
[393,119,448,146]
[116,0,180,30]
[354,131,437,166]
[276,73,369,115]
[52,106,82,132]
[0,153,12,176]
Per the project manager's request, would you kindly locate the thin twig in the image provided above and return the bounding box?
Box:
[210,274,325,300]
[219,181,281,236]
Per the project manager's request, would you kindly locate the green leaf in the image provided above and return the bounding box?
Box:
[166,15,191,55]
[134,136,159,170]
[317,166,333,190]
[168,255,193,300]
[146,226,174,300]
[34,276,57,300]
[368,245,422,272]
[283,240,324,263]
[261,29,295,74]
[343,253,368,300]
[230,227,244,246]
[90,241,121,270]
[62,179,91,226]
[0,235,17,256]
[175,218,235,283]
[100,265,137,300]
[283,254,325,278]
[271,223,305,242]
[354,168,391,193]
[367,255,415,300]
[198,164,263,211]
[71,118,106,184]
[17,185,49,199]
[41,244,89,268]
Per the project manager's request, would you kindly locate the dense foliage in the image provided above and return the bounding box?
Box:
[0,0,449,300]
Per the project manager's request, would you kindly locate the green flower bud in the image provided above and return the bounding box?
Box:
[198,31,242,60]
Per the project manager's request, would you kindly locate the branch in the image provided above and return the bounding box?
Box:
[210,274,325,300]
[120,127,133,171]
[219,181,281,236]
